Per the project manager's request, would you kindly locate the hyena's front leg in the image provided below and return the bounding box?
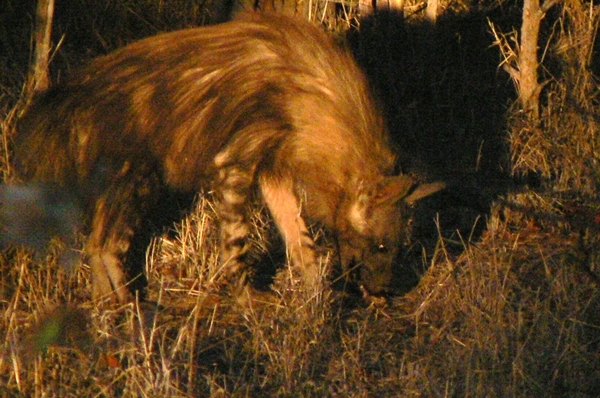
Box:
[258,175,320,287]
[213,161,255,284]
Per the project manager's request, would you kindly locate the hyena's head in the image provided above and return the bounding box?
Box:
[341,175,445,295]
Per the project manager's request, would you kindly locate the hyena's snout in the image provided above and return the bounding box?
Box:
[359,263,395,296]
[343,242,398,296]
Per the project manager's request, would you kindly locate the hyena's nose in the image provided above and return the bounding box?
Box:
[360,267,393,296]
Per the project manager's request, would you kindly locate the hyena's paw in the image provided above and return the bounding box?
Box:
[212,259,251,295]
[89,252,132,306]
[276,259,325,296]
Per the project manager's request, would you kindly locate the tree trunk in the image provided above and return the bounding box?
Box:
[518,0,544,120]
[27,0,55,100]
[426,0,439,22]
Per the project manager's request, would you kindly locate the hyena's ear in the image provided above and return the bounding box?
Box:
[404,181,446,205]
[375,175,446,205]
[350,175,415,232]
[349,176,445,232]
[373,175,415,205]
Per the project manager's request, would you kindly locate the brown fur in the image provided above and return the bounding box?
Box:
[14,13,443,304]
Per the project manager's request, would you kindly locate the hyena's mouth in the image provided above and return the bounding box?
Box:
[357,263,394,297]
[359,285,390,307]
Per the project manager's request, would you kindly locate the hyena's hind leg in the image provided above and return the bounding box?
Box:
[86,198,134,305]
[258,175,320,288]
[85,167,160,305]
[213,160,256,285]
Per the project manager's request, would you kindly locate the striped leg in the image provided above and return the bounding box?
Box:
[258,175,319,287]
[86,197,134,305]
[213,163,255,283]
[85,166,158,305]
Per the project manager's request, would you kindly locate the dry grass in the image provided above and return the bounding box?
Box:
[2,192,599,396]
[396,198,600,396]
[508,0,600,193]
[1,0,600,396]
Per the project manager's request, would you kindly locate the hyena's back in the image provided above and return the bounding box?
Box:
[18,14,388,186]
[15,14,440,304]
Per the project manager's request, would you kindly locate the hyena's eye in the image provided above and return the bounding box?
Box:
[377,244,388,253]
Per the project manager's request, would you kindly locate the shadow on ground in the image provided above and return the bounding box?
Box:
[348,9,519,293]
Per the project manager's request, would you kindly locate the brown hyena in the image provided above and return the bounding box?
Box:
[13,13,444,305]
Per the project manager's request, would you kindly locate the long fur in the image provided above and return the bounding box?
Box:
[14,13,443,304]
